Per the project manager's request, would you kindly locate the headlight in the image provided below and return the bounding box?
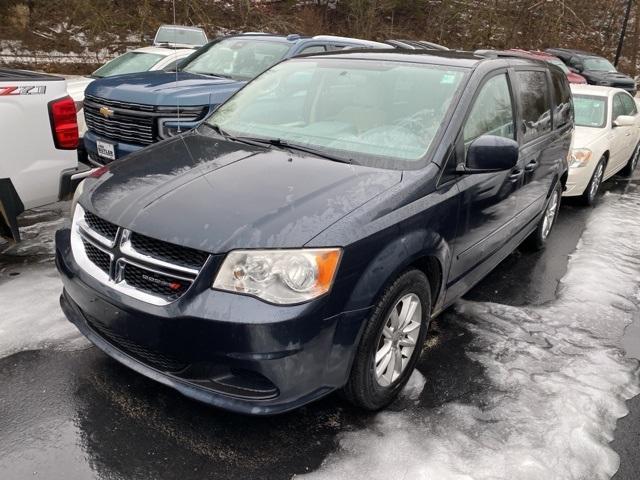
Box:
[213,248,342,304]
[569,148,592,168]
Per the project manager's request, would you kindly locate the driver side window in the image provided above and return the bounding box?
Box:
[464,74,515,146]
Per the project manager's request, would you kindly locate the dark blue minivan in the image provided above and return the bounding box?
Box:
[56,49,572,414]
[83,34,388,164]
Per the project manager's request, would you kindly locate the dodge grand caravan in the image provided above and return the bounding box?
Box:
[56,50,572,414]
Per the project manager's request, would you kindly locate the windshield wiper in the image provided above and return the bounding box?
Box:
[235,137,353,164]
[201,124,275,148]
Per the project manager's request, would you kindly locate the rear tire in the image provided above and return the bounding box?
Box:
[342,269,431,411]
[580,158,605,206]
[622,142,640,177]
[523,182,562,251]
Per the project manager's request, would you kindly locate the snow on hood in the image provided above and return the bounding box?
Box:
[300,190,640,480]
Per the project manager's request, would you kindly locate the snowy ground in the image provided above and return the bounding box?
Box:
[0,189,639,480]
[0,202,88,358]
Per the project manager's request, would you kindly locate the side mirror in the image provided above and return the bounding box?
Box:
[613,115,635,127]
[460,135,519,173]
[568,66,579,74]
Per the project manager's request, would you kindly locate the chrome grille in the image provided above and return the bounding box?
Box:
[70,205,210,305]
[84,94,207,147]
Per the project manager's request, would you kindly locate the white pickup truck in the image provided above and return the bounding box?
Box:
[0,68,91,241]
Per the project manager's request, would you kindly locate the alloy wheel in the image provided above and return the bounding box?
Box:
[589,163,604,203]
[541,189,559,240]
[374,293,422,387]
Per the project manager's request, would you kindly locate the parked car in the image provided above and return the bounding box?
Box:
[0,68,88,241]
[67,25,207,138]
[153,24,208,48]
[546,48,636,94]
[385,39,449,50]
[56,49,571,414]
[82,34,389,164]
[504,49,587,84]
[564,84,640,204]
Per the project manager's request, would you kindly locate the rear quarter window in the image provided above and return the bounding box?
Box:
[550,69,573,128]
[515,70,552,143]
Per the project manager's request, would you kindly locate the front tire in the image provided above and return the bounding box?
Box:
[523,182,562,251]
[622,142,640,176]
[580,158,605,206]
[342,269,431,410]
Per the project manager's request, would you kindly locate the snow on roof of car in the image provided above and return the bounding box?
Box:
[570,84,629,97]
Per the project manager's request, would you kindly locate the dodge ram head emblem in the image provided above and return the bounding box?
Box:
[99,106,114,118]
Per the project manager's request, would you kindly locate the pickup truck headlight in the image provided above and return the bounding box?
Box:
[213,248,342,304]
[569,148,592,168]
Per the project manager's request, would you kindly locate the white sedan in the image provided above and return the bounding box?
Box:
[566,84,640,204]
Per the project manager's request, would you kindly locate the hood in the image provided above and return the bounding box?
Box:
[582,70,635,87]
[85,71,245,107]
[572,126,608,149]
[82,130,402,253]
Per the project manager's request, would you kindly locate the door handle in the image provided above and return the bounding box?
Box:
[525,160,538,172]
[509,169,522,181]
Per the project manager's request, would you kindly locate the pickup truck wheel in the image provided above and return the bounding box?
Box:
[523,182,562,251]
[581,158,605,206]
[342,269,430,411]
[622,142,640,177]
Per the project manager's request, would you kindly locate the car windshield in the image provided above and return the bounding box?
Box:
[548,58,570,74]
[155,26,207,47]
[93,52,165,78]
[573,94,607,128]
[583,57,617,72]
[182,38,291,80]
[205,58,467,169]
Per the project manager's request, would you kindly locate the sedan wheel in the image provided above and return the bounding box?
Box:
[583,160,605,206]
[541,188,559,241]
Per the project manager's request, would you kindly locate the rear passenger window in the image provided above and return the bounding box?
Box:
[516,71,552,143]
[463,74,515,145]
[551,69,573,128]
[620,93,638,116]
[613,94,626,121]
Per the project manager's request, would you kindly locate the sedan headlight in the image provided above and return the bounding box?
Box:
[569,148,592,168]
[213,248,342,304]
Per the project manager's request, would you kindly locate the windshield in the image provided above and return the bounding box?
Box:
[205,58,467,169]
[182,38,291,80]
[583,57,617,72]
[155,26,207,47]
[93,52,165,78]
[548,58,570,74]
[573,95,607,128]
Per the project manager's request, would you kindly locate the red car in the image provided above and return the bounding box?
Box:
[505,49,588,84]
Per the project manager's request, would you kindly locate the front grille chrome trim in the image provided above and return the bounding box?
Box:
[120,229,201,276]
[70,205,206,306]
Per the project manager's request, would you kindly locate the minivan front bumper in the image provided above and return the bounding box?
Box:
[55,228,370,414]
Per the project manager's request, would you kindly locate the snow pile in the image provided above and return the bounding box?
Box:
[301,191,640,480]
[0,204,87,359]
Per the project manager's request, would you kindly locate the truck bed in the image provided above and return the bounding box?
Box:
[0,68,63,82]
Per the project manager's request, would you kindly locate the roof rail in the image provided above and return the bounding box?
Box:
[473,49,542,61]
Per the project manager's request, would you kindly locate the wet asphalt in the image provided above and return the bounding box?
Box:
[0,175,639,480]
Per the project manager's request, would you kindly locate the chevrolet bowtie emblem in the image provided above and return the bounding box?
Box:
[99,106,114,118]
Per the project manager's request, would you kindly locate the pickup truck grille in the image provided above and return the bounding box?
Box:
[71,205,210,305]
[84,94,207,147]
[84,95,155,146]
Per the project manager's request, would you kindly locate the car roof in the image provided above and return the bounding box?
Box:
[293,48,556,70]
[570,84,629,97]
[131,46,195,56]
[548,48,603,59]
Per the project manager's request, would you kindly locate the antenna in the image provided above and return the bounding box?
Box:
[173,0,180,133]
